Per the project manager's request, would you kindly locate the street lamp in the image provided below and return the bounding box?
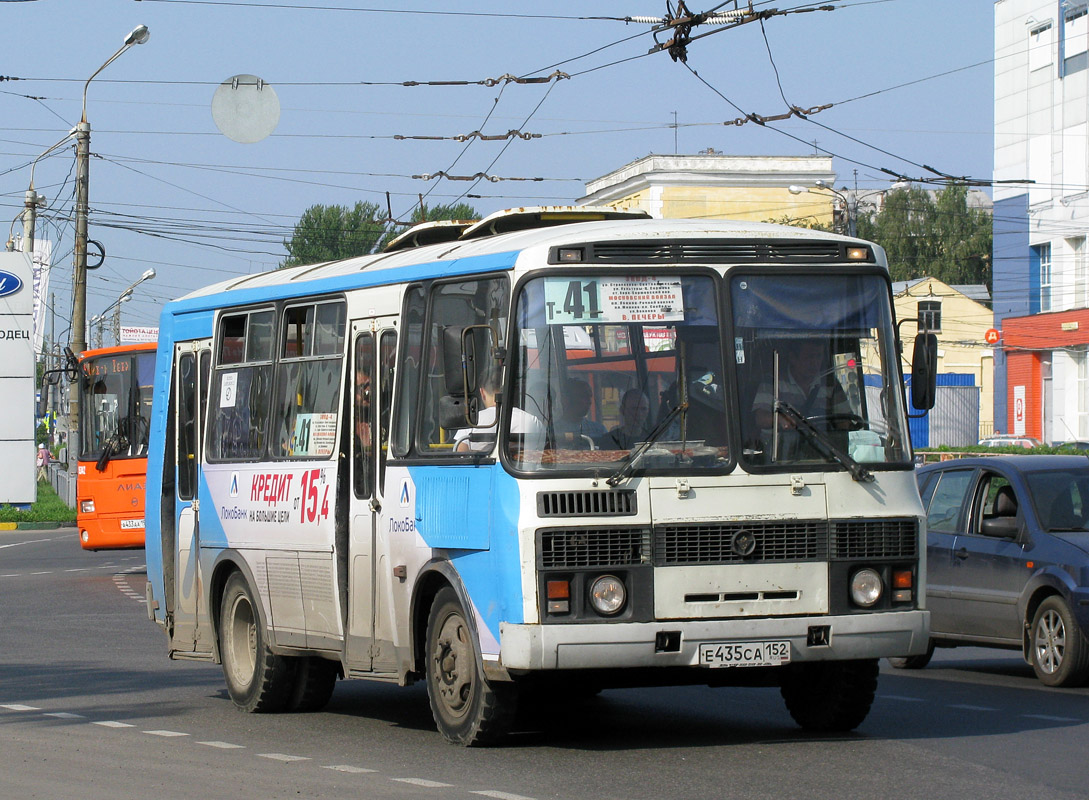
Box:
[90,268,156,347]
[789,180,908,238]
[72,23,150,358]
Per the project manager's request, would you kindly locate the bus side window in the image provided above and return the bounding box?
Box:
[419,277,509,455]
[208,308,275,461]
[391,286,426,458]
[272,300,346,460]
[378,330,397,486]
[178,353,197,500]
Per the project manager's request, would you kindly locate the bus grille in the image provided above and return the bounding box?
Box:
[537,490,637,517]
[654,521,829,565]
[539,527,651,568]
[537,519,917,569]
[582,239,855,265]
[830,518,917,558]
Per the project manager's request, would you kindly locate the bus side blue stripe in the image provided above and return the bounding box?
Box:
[409,464,523,639]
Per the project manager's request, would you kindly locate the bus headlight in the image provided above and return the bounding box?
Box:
[80,500,95,514]
[850,568,883,607]
[589,575,626,616]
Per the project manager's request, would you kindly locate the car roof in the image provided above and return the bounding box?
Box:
[917,455,1089,476]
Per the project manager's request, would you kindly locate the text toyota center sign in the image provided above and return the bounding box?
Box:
[0,251,37,504]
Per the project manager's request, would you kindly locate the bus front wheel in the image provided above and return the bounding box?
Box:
[779,658,878,732]
[425,587,516,746]
[219,571,293,713]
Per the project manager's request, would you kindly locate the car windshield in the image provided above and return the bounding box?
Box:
[1025,468,1089,531]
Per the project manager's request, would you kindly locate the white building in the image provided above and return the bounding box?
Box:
[993,0,1089,442]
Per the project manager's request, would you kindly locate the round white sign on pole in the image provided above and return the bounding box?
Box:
[211,74,280,143]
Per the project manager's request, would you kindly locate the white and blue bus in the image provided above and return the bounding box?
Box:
[144,208,934,745]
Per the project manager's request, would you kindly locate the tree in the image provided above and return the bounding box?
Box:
[377,202,480,251]
[855,183,991,285]
[280,202,387,268]
[281,201,481,267]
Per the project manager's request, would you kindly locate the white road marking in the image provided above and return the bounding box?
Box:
[1022,713,1081,722]
[198,741,246,749]
[144,729,189,737]
[948,704,997,712]
[323,765,377,774]
[0,704,41,711]
[472,791,537,800]
[43,712,85,719]
[393,778,454,788]
[880,695,924,702]
[258,753,311,762]
[93,721,135,728]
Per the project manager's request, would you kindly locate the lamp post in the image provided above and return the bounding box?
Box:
[72,23,150,358]
[63,24,149,490]
[91,268,156,347]
[789,180,907,237]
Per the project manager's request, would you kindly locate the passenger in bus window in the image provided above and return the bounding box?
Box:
[752,339,851,455]
[553,378,606,448]
[597,389,652,450]
[354,363,373,494]
[454,369,543,453]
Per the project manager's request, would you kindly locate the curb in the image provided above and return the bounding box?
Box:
[0,521,70,531]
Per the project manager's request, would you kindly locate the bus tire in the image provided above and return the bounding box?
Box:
[287,657,339,712]
[219,571,293,713]
[779,658,878,732]
[425,587,516,746]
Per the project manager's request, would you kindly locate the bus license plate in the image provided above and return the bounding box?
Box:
[699,640,791,668]
[120,519,145,529]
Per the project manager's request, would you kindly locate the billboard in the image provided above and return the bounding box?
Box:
[0,251,37,504]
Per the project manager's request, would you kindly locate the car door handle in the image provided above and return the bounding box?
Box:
[955,547,969,560]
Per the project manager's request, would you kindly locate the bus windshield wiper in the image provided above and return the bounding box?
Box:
[774,401,873,483]
[606,401,688,487]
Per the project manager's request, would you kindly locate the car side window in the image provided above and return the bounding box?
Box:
[926,469,975,534]
[917,472,938,511]
[972,472,1014,534]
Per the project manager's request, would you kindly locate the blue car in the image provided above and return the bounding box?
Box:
[895,455,1089,686]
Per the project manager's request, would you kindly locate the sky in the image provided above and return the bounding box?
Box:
[0,0,995,341]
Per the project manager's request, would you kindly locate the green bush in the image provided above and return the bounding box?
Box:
[0,481,76,523]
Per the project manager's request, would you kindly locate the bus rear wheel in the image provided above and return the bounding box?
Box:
[287,657,339,712]
[219,571,293,713]
[779,658,878,732]
[425,587,516,746]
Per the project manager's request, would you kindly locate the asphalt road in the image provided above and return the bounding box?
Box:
[3,528,1089,800]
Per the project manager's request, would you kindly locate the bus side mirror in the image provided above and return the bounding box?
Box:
[911,333,937,411]
[441,324,497,398]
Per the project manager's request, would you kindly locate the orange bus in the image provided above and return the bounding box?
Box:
[77,342,156,550]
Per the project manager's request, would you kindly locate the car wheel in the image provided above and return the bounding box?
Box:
[1030,596,1089,687]
[888,640,934,670]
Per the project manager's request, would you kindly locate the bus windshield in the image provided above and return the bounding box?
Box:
[507,270,910,474]
[80,350,155,461]
[509,273,729,472]
[732,272,910,469]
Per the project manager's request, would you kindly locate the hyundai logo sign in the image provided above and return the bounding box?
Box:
[0,271,23,298]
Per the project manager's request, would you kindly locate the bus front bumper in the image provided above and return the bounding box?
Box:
[498,610,929,671]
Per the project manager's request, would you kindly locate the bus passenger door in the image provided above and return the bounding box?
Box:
[344,323,397,673]
[173,342,211,652]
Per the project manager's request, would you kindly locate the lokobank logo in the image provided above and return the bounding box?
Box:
[399,479,411,508]
[0,270,23,298]
[229,472,239,498]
